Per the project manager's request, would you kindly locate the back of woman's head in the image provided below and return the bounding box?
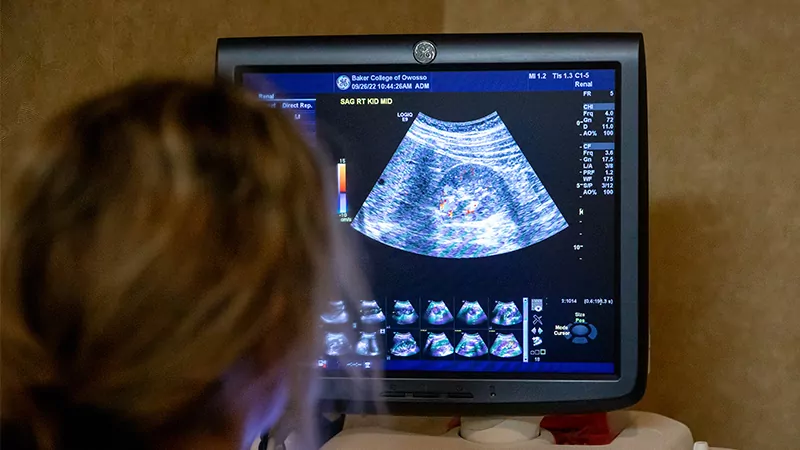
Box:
[1,80,359,449]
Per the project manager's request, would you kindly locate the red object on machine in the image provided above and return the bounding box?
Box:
[540,413,618,445]
[446,417,461,432]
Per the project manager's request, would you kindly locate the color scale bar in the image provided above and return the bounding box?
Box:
[337,164,346,193]
[337,163,347,214]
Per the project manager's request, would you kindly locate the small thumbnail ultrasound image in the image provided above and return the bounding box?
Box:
[324,332,351,356]
[454,331,489,360]
[390,299,419,327]
[389,331,421,359]
[423,331,456,359]
[456,299,489,328]
[489,299,524,329]
[320,300,350,325]
[489,330,524,361]
[355,331,383,357]
[422,299,455,328]
[351,111,568,259]
[359,300,386,325]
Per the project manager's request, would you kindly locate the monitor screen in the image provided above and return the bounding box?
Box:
[241,66,619,380]
[219,33,647,413]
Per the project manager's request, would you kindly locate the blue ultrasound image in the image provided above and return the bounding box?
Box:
[424,300,454,326]
[355,331,382,357]
[320,300,349,325]
[490,333,523,359]
[491,301,523,327]
[390,332,420,358]
[324,332,351,356]
[359,300,386,324]
[424,332,455,358]
[391,300,419,326]
[455,332,489,358]
[456,300,488,326]
[351,111,568,259]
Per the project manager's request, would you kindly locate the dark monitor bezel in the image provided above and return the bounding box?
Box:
[216,33,648,416]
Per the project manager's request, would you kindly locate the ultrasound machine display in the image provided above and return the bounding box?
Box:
[242,67,619,379]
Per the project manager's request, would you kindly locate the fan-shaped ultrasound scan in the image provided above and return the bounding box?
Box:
[424,300,454,325]
[425,332,455,357]
[355,331,382,357]
[351,111,568,259]
[455,333,489,358]
[359,300,386,324]
[390,332,420,357]
[325,332,351,356]
[491,301,523,326]
[321,300,349,324]
[457,301,488,326]
[392,300,419,325]
[490,333,522,358]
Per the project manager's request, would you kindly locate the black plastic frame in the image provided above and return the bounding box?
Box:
[216,33,648,416]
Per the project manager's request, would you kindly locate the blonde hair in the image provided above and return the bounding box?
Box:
[1,80,367,449]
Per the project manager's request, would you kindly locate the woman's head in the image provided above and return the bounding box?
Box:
[1,80,354,449]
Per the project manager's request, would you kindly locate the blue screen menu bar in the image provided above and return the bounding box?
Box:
[242,69,615,97]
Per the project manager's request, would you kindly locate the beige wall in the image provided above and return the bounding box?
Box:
[443,2,800,449]
[1,0,443,152]
[2,1,798,449]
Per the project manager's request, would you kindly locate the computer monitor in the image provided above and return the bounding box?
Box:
[216,33,648,416]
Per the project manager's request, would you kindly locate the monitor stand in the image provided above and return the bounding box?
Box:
[314,411,728,450]
[459,416,544,444]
